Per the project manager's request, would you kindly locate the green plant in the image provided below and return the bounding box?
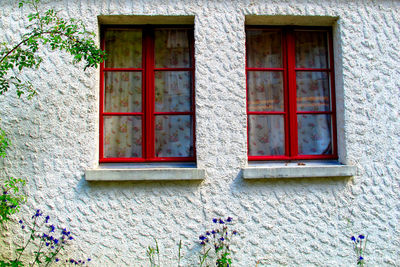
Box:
[0,128,10,158]
[351,234,367,266]
[0,0,105,99]
[0,177,26,225]
[0,210,91,266]
[198,217,238,267]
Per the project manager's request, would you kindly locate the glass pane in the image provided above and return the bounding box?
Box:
[247,71,284,111]
[248,115,285,156]
[155,29,191,68]
[298,114,332,155]
[296,71,330,111]
[104,116,142,158]
[155,115,193,157]
[247,30,282,68]
[105,30,142,68]
[104,72,142,113]
[155,71,191,112]
[295,31,328,68]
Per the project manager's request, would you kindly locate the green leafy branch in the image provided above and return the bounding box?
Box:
[0,0,105,99]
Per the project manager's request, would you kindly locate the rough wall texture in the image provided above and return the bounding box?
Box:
[0,0,400,266]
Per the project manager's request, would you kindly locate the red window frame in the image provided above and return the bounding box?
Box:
[99,25,195,163]
[246,26,338,161]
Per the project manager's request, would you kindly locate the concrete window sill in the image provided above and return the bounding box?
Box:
[85,163,205,181]
[242,161,357,179]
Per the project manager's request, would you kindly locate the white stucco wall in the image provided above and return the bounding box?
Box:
[0,0,399,266]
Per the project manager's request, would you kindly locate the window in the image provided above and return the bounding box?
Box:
[246,27,337,160]
[100,26,195,163]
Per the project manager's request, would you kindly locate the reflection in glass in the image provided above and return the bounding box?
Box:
[105,30,142,68]
[248,115,285,156]
[247,30,282,68]
[155,30,191,68]
[104,116,142,158]
[295,31,328,68]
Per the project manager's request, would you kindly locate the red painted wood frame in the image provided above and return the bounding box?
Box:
[99,25,195,163]
[246,26,338,161]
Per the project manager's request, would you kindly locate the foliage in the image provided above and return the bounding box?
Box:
[0,177,26,225]
[198,217,238,267]
[146,239,183,267]
[0,128,10,159]
[0,209,91,266]
[0,0,105,99]
[351,234,367,267]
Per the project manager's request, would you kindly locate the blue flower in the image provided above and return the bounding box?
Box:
[213,218,218,223]
[206,231,210,235]
[199,235,206,240]
[226,217,233,222]
[50,225,55,232]
[358,235,365,239]
[359,256,364,260]
[219,219,225,224]
[55,258,59,262]
[220,237,224,241]
[69,236,74,240]
[32,209,42,218]
[351,236,356,241]
[18,220,23,224]
[232,230,238,235]
[45,215,50,223]
[211,230,216,235]
[45,242,49,246]
[54,239,59,244]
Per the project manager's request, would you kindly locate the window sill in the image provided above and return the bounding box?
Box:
[85,163,205,181]
[242,161,357,180]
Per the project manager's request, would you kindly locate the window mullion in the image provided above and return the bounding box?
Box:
[144,28,155,159]
[286,29,298,157]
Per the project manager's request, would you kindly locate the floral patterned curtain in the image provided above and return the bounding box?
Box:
[103,29,193,158]
[247,30,332,156]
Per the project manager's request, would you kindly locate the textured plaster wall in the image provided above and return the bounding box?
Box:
[0,0,400,266]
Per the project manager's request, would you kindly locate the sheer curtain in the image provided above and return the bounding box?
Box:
[104,29,193,158]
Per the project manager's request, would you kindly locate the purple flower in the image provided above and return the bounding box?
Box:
[358,235,365,239]
[50,225,55,232]
[226,217,233,222]
[21,225,25,229]
[45,215,50,223]
[211,230,216,235]
[55,258,59,262]
[32,209,42,218]
[232,230,238,235]
[213,218,218,223]
[45,242,49,246]
[18,220,23,224]
[200,241,205,245]
[220,237,224,241]
[54,239,59,244]
[206,231,210,235]
[199,235,206,240]
[69,236,74,240]
[351,236,356,241]
[359,256,364,260]
[219,219,225,224]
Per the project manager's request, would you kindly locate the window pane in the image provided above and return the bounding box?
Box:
[155,71,191,112]
[296,71,330,111]
[105,30,142,68]
[155,29,191,68]
[104,116,142,158]
[247,30,282,68]
[247,71,284,111]
[248,115,285,156]
[298,114,332,155]
[295,31,328,68]
[155,115,193,157]
[104,72,142,113]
